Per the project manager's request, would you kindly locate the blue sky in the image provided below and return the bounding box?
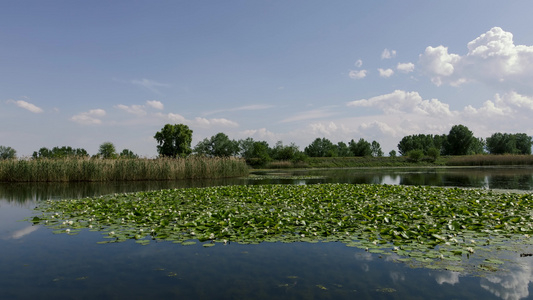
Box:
[2,1,533,157]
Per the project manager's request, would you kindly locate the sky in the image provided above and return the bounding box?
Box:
[2,1,533,157]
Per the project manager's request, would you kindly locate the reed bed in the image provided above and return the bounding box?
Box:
[0,157,249,182]
[446,154,533,166]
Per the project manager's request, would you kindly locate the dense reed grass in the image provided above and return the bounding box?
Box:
[0,157,249,182]
[446,154,533,166]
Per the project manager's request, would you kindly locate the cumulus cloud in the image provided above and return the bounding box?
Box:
[146,100,164,110]
[7,99,43,113]
[70,109,106,125]
[354,59,363,67]
[397,62,415,73]
[378,68,394,78]
[115,100,165,116]
[347,90,453,116]
[381,48,397,59]
[115,104,146,116]
[419,27,533,91]
[419,45,461,86]
[349,69,367,79]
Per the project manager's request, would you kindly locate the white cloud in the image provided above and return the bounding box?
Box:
[131,78,169,94]
[378,68,394,78]
[116,100,165,116]
[115,104,146,116]
[347,90,452,116]
[7,99,43,113]
[419,45,461,86]
[153,112,238,128]
[193,117,238,128]
[381,48,397,59]
[70,109,106,125]
[146,100,164,110]
[397,62,415,73]
[419,27,533,91]
[10,225,40,239]
[349,69,367,79]
[354,59,363,67]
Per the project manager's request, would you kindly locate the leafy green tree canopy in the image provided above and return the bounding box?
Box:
[98,142,117,159]
[154,124,193,157]
[443,125,475,156]
[486,133,532,154]
[349,138,372,157]
[0,146,16,160]
[194,132,239,157]
[304,138,336,157]
[238,138,271,167]
[32,146,88,159]
[119,149,138,159]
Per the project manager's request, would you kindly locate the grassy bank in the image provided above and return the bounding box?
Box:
[446,154,533,166]
[266,156,445,169]
[0,157,249,182]
[263,154,533,169]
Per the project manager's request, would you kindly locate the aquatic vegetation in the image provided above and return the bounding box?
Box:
[30,183,533,273]
[0,156,248,182]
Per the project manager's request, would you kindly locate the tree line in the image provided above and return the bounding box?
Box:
[0,123,531,165]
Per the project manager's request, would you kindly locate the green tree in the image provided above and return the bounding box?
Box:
[486,133,532,154]
[397,134,446,156]
[389,150,397,158]
[154,124,193,157]
[443,125,475,156]
[33,146,88,159]
[0,146,16,160]
[370,141,384,157]
[238,138,271,167]
[304,138,336,157]
[270,141,300,160]
[194,132,239,157]
[119,149,138,159]
[98,142,117,159]
[349,138,372,157]
[336,142,352,157]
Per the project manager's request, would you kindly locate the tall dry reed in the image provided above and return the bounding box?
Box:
[0,157,249,182]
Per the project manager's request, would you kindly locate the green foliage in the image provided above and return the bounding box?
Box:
[443,124,475,156]
[32,183,533,273]
[305,138,336,157]
[407,149,424,162]
[194,132,239,157]
[397,134,446,156]
[486,132,532,155]
[349,138,372,157]
[270,141,301,161]
[98,142,117,159]
[154,124,193,158]
[370,141,383,157]
[238,138,271,167]
[32,146,88,159]
[426,147,440,161]
[336,141,352,157]
[0,157,248,182]
[389,150,397,158]
[119,149,138,159]
[0,146,17,160]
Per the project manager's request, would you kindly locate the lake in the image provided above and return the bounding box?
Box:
[2,167,533,299]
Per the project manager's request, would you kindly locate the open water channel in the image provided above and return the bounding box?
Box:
[1,167,533,299]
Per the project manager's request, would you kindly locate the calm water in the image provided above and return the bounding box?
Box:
[2,167,533,300]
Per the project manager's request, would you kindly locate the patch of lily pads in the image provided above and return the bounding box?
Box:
[28,183,533,274]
